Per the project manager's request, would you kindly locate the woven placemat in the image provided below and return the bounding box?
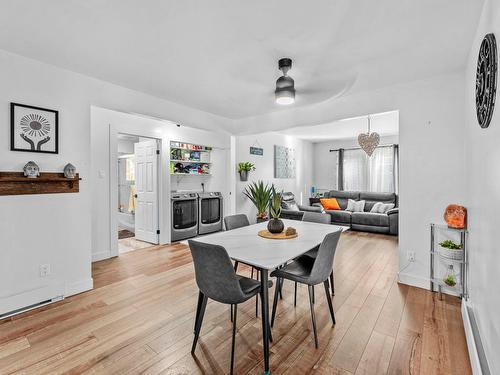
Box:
[258,229,298,240]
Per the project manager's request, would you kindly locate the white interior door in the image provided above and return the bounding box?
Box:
[134,139,159,244]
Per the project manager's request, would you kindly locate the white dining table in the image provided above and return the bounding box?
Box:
[198,219,347,375]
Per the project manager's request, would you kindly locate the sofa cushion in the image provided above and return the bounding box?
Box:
[346,199,365,212]
[351,212,389,227]
[370,202,395,214]
[282,200,299,211]
[325,210,351,224]
[360,192,396,212]
[320,198,340,210]
[325,190,360,210]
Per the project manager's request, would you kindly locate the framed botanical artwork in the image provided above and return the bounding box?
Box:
[10,103,59,154]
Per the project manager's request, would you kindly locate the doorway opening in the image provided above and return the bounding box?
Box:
[117,133,160,254]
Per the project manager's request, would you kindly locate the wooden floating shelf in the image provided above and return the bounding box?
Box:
[0,172,81,196]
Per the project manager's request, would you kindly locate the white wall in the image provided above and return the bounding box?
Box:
[91,107,232,261]
[464,0,500,372]
[313,135,399,192]
[0,49,231,315]
[233,73,467,290]
[234,133,313,222]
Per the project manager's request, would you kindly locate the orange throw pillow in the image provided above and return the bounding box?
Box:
[320,198,341,210]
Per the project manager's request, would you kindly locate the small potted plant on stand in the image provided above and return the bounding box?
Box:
[243,180,272,222]
[238,162,255,181]
[267,188,284,233]
[438,239,463,261]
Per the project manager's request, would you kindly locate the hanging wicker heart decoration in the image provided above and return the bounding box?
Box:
[358,132,380,156]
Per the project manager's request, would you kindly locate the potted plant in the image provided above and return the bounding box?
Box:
[438,239,463,261]
[238,162,255,181]
[267,188,284,233]
[243,181,272,222]
[443,265,457,287]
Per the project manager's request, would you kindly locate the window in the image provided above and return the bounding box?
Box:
[339,145,398,193]
[125,157,135,181]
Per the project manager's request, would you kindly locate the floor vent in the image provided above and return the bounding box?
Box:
[0,296,63,319]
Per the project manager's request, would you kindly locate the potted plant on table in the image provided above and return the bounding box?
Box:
[267,188,284,233]
[243,180,272,222]
[238,162,255,181]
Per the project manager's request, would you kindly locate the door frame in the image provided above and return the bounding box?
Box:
[110,128,162,257]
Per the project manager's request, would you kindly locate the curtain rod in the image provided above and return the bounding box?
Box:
[329,144,398,152]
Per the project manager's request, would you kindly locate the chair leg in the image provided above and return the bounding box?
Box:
[294,282,297,307]
[230,304,238,375]
[330,271,335,296]
[308,285,319,349]
[279,277,283,300]
[323,280,336,325]
[271,277,280,327]
[230,304,233,323]
[255,271,259,317]
[234,261,239,272]
[194,291,203,333]
[192,294,208,354]
[251,267,254,279]
[312,285,315,304]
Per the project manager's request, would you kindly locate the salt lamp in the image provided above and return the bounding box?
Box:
[444,204,467,229]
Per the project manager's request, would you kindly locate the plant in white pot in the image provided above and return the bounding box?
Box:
[267,188,284,234]
[438,240,463,261]
[238,162,255,181]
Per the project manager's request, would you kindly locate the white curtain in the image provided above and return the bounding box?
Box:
[368,146,394,193]
[343,149,368,191]
[341,146,396,193]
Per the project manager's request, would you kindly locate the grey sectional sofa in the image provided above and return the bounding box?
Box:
[280,190,398,235]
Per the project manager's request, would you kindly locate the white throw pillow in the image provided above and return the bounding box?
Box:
[370,202,395,214]
[346,199,365,212]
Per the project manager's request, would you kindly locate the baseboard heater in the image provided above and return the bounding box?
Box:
[462,301,491,375]
[0,295,63,319]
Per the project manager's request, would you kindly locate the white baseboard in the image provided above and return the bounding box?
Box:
[65,278,93,297]
[92,250,111,262]
[462,300,485,375]
[397,271,430,290]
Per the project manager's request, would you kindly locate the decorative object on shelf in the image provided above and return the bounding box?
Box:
[443,204,467,229]
[237,162,255,181]
[443,265,457,287]
[170,141,212,175]
[275,58,295,105]
[274,145,295,178]
[23,161,40,178]
[267,188,284,233]
[438,239,463,261]
[63,163,77,179]
[358,115,380,156]
[475,33,497,129]
[243,180,273,221]
[11,103,59,154]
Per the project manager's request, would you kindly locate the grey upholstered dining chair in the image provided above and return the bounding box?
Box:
[189,240,273,375]
[284,212,336,307]
[223,214,250,272]
[270,230,341,348]
[223,213,261,317]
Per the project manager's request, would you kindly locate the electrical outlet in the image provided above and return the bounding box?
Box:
[407,251,416,262]
[39,264,51,277]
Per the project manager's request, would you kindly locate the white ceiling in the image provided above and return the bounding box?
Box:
[279,111,399,142]
[0,1,484,120]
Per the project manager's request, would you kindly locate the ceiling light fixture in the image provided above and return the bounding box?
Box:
[275,58,295,105]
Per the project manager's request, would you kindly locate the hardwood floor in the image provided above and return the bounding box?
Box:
[0,231,471,374]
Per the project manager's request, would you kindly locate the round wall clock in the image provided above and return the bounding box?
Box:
[476,33,497,129]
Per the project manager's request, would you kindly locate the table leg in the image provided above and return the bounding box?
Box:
[260,268,270,374]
